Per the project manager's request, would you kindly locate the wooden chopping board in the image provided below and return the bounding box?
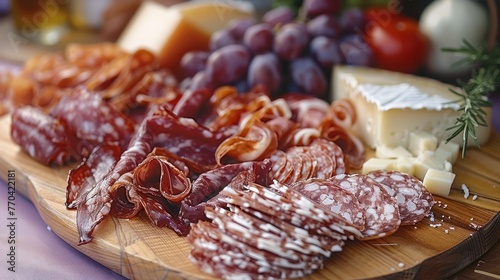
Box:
[0,114,499,280]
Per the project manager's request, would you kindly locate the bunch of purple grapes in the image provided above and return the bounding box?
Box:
[179,0,373,99]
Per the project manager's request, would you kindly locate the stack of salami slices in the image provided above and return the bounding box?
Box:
[187,170,435,279]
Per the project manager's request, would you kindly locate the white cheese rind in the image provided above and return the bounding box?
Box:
[332,66,492,149]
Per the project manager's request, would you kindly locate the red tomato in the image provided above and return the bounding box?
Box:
[362,9,429,73]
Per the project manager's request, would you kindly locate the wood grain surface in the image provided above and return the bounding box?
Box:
[0,114,498,280]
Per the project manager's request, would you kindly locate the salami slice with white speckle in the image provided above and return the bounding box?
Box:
[329,174,401,240]
[310,138,346,175]
[366,170,436,225]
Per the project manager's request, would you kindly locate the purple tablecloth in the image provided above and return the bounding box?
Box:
[0,95,499,280]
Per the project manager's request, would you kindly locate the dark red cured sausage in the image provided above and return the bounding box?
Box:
[135,191,190,236]
[310,138,346,175]
[328,174,401,240]
[76,116,154,244]
[50,87,136,152]
[290,178,366,232]
[109,172,143,219]
[10,106,77,166]
[133,154,191,203]
[366,170,436,225]
[148,108,228,172]
[281,93,329,128]
[66,143,121,209]
[179,160,271,225]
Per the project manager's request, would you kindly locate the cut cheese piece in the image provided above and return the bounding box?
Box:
[408,131,438,156]
[413,151,453,180]
[437,140,460,164]
[332,66,492,149]
[117,1,253,75]
[422,168,456,197]
[375,145,412,158]
[362,158,396,174]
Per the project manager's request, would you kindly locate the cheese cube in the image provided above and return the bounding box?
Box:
[422,168,456,197]
[408,131,438,156]
[362,158,396,174]
[437,140,460,163]
[117,1,253,75]
[375,145,413,158]
[413,151,452,180]
[393,156,415,176]
[332,66,492,149]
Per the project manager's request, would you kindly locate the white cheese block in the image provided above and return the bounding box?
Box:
[413,151,453,180]
[332,66,492,149]
[422,168,456,197]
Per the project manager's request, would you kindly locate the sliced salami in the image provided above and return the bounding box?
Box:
[328,174,401,240]
[310,138,346,175]
[366,170,436,225]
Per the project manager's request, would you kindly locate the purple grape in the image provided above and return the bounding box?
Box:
[206,44,251,85]
[274,23,309,61]
[188,70,213,91]
[306,15,341,38]
[339,8,366,34]
[243,23,274,54]
[180,51,209,78]
[303,0,342,18]
[310,36,344,69]
[339,34,375,66]
[209,29,238,51]
[262,6,294,28]
[289,57,327,96]
[227,17,257,39]
[247,52,282,94]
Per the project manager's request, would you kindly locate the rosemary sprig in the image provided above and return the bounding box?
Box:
[443,40,500,158]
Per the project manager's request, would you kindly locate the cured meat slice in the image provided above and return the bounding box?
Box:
[179,160,271,225]
[281,93,329,128]
[133,154,191,203]
[319,125,365,171]
[204,207,325,268]
[109,172,143,219]
[188,223,314,279]
[328,174,401,240]
[66,143,121,208]
[310,138,346,175]
[76,116,154,244]
[308,144,335,179]
[366,170,436,225]
[290,178,366,232]
[172,88,212,119]
[10,106,77,166]
[50,87,136,152]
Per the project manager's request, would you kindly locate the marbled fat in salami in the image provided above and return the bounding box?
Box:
[366,170,436,225]
[10,106,77,166]
[328,174,401,240]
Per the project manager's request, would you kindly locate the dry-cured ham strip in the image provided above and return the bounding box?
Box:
[65,43,125,69]
[50,87,137,153]
[215,120,278,164]
[282,93,329,128]
[173,88,212,119]
[325,99,357,130]
[367,170,435,225]
[76,117,154,244]
[109,172,143,219]
[10,106,77,166]
[280,127,321,150]
[179,160,271,225]
[328,174,401,240]
[320,125,365,171]
[135,191,190,236]
[133,154,191,203]
[66,143,122,209]
[147,108,227,172]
